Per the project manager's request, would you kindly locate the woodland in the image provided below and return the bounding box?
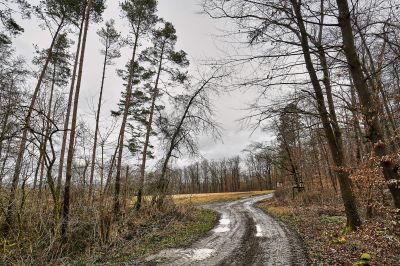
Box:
[0,0,400,265]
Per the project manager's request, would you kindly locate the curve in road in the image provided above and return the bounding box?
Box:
[141,194,309,266]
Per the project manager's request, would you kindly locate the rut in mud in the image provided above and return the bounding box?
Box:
[140,194,309,266]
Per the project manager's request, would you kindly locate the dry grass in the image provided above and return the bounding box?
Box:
[265,206,294,217]
[125,190,273,208]
[0,189,272,265]
[172,190,274,205]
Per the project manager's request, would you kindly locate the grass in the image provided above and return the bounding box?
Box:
[70,191,272,265]
[81,207,218,265]
[1,190,271,265]
[132,208,217,256]
[172,190,274,205]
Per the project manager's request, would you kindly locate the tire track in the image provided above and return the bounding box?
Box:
[140,194,308,266]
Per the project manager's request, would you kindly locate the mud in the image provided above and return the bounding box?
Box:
[139,194,309,266]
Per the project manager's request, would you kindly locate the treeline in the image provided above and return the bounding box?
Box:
[0,0,224,261]
[168,155,273,194]
[203,0,400,231]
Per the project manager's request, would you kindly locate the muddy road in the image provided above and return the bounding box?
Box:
[141,194,308,266]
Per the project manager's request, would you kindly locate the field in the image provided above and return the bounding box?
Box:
[172,190,274,205]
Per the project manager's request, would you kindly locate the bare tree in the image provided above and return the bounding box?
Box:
[153,68,224,206]
[88,19,121,199]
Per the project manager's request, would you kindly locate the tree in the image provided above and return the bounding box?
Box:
[336,0,400,208]
[3,0,82,235]
[113,0,157,217]
[276,103,303,188]
[0,46,27,189]
[61,0,105,241]
[32,32,71,203]
[135,20,189,210]
[153,68,223,206]
[88,19,121,199]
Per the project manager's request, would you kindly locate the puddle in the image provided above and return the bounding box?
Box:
[190,248,215,260]
[256,224,263,237]
[213,215,231,233]
[213,226,230,233]
[220,218,231,225]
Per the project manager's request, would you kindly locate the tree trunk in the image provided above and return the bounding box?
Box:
[113,24,141,218]
[135,41,165,211]
[57,13,85,198]
[61,0,93,241]
[2,17,65,234]
[336,0,400,208]
[290,0,361,229]
[89,39,109,200]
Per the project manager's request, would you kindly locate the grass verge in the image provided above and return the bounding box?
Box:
[70,206,218,265]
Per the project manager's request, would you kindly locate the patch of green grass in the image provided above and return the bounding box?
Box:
[78,208,218,265]
[144,208,217,249]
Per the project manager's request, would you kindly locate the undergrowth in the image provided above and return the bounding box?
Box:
[258,186,400,265]
[0,192,218,265]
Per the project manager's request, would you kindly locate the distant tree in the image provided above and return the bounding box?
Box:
[276,103,303,187]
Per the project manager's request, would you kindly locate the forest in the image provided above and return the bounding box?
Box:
[1,0,400,265]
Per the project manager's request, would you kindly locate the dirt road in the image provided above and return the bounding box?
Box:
[142,194,308,265]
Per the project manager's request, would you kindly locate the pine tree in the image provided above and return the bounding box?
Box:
[113,0,158,217]
[135,20,189,210]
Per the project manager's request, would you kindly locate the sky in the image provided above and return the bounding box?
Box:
[13,0,273,167]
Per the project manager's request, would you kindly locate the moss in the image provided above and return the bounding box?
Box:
[342,223,353,234]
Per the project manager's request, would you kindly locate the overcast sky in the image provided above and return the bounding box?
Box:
[13,0,273,167]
